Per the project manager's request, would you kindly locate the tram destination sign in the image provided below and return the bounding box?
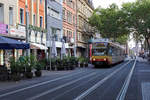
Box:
[93,42,108,48]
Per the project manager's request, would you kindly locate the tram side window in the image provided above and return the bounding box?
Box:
[111,46,117,56]
[108,47,113,56]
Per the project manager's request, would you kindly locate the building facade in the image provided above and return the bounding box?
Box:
[62,0,76,56]
[76,0,94,57]
[18,0,47,60]
[46,0,66,57]
[0,0,20,66]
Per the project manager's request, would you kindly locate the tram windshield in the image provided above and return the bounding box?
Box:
[92,42,108,56]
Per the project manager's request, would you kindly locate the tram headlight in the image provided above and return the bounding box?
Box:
[104,58,107,61]
[93,58,96,61]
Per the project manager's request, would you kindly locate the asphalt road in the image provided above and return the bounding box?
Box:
[0,59,147,100]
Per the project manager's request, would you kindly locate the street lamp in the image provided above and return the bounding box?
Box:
[25,3,30,56]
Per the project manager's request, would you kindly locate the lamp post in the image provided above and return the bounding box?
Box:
[25,3,30,56]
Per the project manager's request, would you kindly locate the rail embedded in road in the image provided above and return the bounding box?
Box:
[74,60,133,100]
[116,59,137,100]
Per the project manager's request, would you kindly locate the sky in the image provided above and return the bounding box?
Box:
[93,0,136,8]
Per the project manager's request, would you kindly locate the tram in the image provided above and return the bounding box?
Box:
[89,39,125,67]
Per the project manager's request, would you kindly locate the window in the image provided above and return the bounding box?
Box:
[26,12,30,25]
[67,11,72,24]
[20,8,24,24]
[9,7,13,25]
[78,32,80,41]
[73,15,75,25]
[66,0,72,8]
[0,3,4,23]
[48,8,60,20]
[33,14,36,26]
[51,28,61,41]
[63,29,66,36]
[63,8,66,20]
[55,0,62,4]
[40,0,42,4]
[40,16,43,28]
[72,1,75,9]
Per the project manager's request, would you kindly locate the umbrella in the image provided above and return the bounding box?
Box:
[0,36,29,49]
[51,38,57,58]
[61,39,66,59]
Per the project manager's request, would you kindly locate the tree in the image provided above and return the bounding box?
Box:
[89,4,129,44]
[121,0,150,50]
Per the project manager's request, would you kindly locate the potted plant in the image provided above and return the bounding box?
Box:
[10,57,21,81]
[51,58,57,70]
[84,58,89,67]
[24,55,35,79]
[56,58,64,70]
[34,61,43,77]
[79,57,84,67]
[0,65,9,81]
[69,56,76,70]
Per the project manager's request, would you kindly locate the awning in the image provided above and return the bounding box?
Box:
[30,43,48,50]
[0,36,29,49]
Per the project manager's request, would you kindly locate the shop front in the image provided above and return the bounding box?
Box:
[0,36,29,68]
[30,43,47,60]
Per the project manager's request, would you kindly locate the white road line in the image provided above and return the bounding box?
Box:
[28,72,96,100]
[116,59,137,100]
[52,71,108,100]
[74,61,131,100]
[0,71,86,98]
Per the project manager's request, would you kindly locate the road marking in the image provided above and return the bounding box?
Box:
[52,71,109,100]
[142,82,150,100]
[0,71,87,98]
[28,72,96,100]
[139,70,150,73]
[116,59,137,100]
[74,61,131,100]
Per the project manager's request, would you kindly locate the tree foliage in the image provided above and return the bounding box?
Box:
[89,4,129,44]
[89,0,150,49]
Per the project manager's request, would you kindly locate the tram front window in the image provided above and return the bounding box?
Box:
[92,49,106,56]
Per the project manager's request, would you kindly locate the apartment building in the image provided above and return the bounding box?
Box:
[0,0,20,66]
[18,0,47,59]
[62,0,76,56]
[76,0,94,57]
[46,0,65,57]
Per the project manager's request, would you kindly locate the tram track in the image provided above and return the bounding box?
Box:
[0,60,135,100]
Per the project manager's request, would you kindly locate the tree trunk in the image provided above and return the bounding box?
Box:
[145,37,150,51]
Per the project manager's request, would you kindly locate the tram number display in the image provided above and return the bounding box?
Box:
[93,42,107,48]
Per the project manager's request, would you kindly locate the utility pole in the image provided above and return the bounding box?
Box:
[74,0,77,57]
[25,2,30,56]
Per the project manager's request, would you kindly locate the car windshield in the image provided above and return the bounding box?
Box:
[92,49,106,56]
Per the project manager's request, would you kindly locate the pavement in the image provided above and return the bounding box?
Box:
[0,59,149,100]
[0,70,76,91]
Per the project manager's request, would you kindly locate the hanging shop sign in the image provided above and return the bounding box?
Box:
[0,23,8,34]
[10,25,26,37]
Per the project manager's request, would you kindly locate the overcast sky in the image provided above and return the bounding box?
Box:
[93,0,136,8]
